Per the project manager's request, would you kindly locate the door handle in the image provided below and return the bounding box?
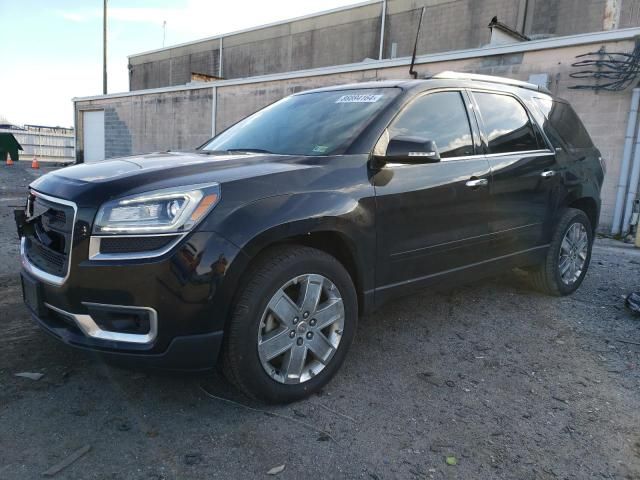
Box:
[465,178,488,188]
[541,170,556,178]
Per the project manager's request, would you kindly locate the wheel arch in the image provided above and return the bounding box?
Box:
[238,225,369,316]
[567,196,599,233]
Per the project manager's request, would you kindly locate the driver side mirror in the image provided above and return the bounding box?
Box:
[376,136,441,165]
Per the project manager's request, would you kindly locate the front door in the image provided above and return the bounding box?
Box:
[373,90,494,301]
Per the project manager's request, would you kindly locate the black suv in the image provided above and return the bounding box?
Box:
[16,72,604,403]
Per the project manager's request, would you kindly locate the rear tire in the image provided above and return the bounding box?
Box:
[222,245,357,403]
[528,208,593,296]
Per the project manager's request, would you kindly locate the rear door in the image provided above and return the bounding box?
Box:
[373,90,494,298]
[469,90,559,252]
[530,96,602,197]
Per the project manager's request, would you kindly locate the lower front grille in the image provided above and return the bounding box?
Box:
[99,235,179,254]
[26,240,66,276]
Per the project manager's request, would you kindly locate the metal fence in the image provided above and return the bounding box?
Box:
[0,125,74,162]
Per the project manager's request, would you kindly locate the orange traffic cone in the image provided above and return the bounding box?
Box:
[6,153,14,166]
[31,156,39,169]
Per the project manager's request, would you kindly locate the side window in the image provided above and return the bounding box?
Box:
[533,98,594,150]
[474,92,540,154]
[388,91,474,158]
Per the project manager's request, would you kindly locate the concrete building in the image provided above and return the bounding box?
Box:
[128,0,640,90]
[0,124,74,163]
[74,1,640,234]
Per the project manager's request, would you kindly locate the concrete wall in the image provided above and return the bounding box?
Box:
[382,0,521,58]
[78,37,638,231]
[528,0,607,36]
[129,0,638,91]
[129,2,382,90]
[620,0,640,28]
[75,89,212,163]
[130,49,221,90]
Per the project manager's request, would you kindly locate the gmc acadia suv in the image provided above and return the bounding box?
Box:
[15,72,604,403]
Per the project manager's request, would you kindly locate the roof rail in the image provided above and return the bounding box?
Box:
[432,71,551,94]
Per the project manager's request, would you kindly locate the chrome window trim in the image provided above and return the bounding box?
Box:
[443,149,554,161]
[484,149,554,158]
[21,191,78,286]
[88,233,187,260]
[45,302,158,344]
[384,149,554,167]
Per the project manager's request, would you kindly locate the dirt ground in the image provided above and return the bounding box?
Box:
[1,162,639,479]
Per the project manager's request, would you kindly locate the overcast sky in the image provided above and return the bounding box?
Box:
[0,0,366,127]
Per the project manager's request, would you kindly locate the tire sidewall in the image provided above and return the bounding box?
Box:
[230,251,357,403]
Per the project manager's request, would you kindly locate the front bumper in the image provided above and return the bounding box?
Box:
[19,225,246,370]
[26,296,224,370]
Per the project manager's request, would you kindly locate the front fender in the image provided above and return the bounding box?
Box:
[207,190,376,313]
[223,192,371,247]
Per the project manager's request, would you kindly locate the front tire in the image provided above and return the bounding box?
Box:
[222,245,357,403]
[529,208,593,296]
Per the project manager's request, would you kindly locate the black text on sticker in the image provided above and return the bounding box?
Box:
[335,94,384,103]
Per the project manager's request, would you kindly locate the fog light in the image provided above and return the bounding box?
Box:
[86,305,151,335]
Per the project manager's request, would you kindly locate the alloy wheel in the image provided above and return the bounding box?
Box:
[558,222,589,285]
[257,274,345,384]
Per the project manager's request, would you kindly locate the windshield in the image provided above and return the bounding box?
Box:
[201,88,399,156]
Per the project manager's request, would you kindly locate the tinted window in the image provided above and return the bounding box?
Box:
[474,92,539,154]
[202,88,400,156]
[533,98,593,150]
[388,91,474,158]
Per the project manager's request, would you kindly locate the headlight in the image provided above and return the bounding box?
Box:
[93,183,220,234]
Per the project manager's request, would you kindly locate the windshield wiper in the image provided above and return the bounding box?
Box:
[197,149,227,155]
[225,148,274,154]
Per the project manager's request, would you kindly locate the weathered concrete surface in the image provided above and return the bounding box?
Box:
[129,1,383,90]
[620,0,640,28]
[1,164,639,479]
[76,89,213,163]
[129,0,636,90]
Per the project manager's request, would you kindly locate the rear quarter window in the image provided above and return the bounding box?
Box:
[533,98,594,150]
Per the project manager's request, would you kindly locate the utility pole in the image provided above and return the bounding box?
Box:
[103,0,108,94]
[163,21,167,47]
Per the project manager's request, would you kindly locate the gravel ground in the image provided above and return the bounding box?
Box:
[1,163,639,479]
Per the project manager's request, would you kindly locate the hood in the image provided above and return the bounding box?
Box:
[30,151,314,206]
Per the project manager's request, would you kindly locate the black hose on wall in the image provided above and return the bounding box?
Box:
[569,39,640,91]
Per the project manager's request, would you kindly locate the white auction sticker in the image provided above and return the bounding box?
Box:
[335,94,383,103]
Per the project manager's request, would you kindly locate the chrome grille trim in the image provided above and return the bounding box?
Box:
[44,302,158,344]
[88,233,187,260]
[21,191,78,286]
